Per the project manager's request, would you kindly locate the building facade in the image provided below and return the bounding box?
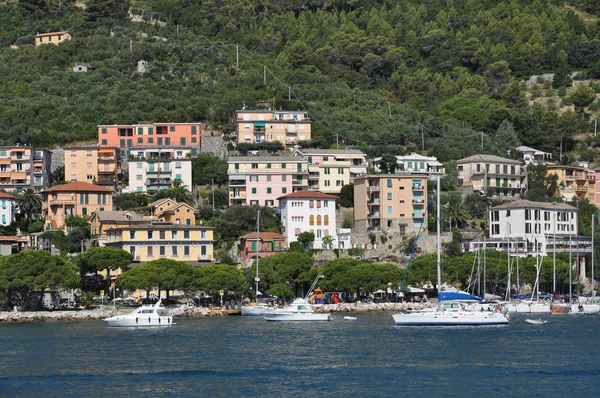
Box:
[354,173,429,235]
[90,210,147,246]
[373,152,445,175]
[128,147,193,194]
[278,191,337,249]
[293,149,368,194]
[0,146,52,193]
[234,110,311,146]
[227,156,308,207]
[481,200,590,255]
[546,164,596,202]
[150,198,196,225]
[514,145,552,166]
[0,191,17,226]
[104,223,215,263]
[457,154,525,199]
[237,231,288,265]
[98,123,201,149]
[41,182,115,230]
[64,146,121,189]
[35,31,71,46]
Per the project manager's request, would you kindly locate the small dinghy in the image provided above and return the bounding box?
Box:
[525,319,547,325]
[343,316,357,320]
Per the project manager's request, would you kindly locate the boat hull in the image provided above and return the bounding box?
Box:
[240,305,270,316]
[392,311,510,326]
[263,313,331,321]
[104,315,174,327]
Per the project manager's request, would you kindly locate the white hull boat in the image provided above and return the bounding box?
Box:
[240,304,270,316]
[263,298,330,321]
[393,302,510,326]
[525,319,547,325]
[568,304,600,315]
[104,300,173,327]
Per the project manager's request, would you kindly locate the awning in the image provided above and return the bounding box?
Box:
[253,121,266,127]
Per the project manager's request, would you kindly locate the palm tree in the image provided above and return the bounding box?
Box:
[17,188,42,225]
[169,179,194,205]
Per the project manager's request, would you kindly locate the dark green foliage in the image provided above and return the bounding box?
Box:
[211,205,278,240]
[289,241,304,252]
[27,220,44,233]
[297,231,315,249]
[338,184,354,208]
[192,154,228,186]
[114,192,149,210]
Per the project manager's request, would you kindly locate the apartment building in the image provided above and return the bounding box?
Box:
[98,123,201,150]
[104,222,215,263]
[64,146,121,189]
[546,164,596,202]
[373,152,445,175]
[354,173,429,235]
[90,210,147,246]
[41,181,115,230]
[477,200,591,255]
[128,147,193,194]
[0,146,52,193]
[234,110,311,146]
[0,191,17,226]
[227,156,308,207]
[35,31,71,46]
[293,149,368,194]
[279,191,337,249]
[150,198,196,225]
[237,231,288,266]
[457,154,525,199]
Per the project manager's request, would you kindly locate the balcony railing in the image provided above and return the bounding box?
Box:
[412,184,424,190]
[367,185,380,192]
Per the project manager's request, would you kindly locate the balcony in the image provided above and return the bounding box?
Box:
[412,184,424,191]
[98,155,116,161]
[412,213,425,218]
[367,185,380,192]
[98,169,116,175]
[368,199,380,205]
[146,170,171,177]
[286,128,298,134]
[368,212,380,218]
[292,179,305,186]
[49,198,76,206]
[412,198,424,204]
[33,168,44,174]
[198,255,212,262]
[229,179,246,186]
[229,192,247,199]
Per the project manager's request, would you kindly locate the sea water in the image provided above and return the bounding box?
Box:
[0,313,598,397]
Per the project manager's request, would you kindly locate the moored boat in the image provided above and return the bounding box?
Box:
[263,298,331,321]
[525,318,548,325]
[104,299,173,327]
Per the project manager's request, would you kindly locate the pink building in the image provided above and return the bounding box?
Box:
[98,123,201,149]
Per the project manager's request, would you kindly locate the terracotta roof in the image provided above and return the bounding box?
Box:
[0,191,17,199]
[42,181,114,193]
[0,236,27,242]
[277,191,338,200]
[36,31,69,37]
[238,231,287,240]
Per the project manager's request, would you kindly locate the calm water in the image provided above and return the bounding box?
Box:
[1,312,599,397]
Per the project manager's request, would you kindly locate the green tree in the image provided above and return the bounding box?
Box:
[338,184,354,208]
[169,179,195,205]
[194,264,244,296]
[16,188,41,225]
[569,84,597,115]
[77,246,133,291]
[114,192,149,210]
[322,235,334,249]
[192,153,228,186]
[297,231,315,249]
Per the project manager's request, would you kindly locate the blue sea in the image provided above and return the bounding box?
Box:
[0,312,599,397]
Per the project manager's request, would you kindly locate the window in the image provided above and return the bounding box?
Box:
[79,193,89,204]
[148,127,153,135]
[86,162,92,169]
[159,230,166,239]
[184,231,190,239]
[267,175,271,182]
[101,139,107,145]
[172,246,178,256]
[387,193,392,200]
[252,188,257,194]
[336,180,343,186]
[317,215,321,225]
[170,125,175,132]
[192,126,197,135]
[147,246,154,257]
[137,127,143,135]
[281,175,287,182]
[252,163,258,169]
[148,231,154,239]
[160,246,166,257]
[138,137,143,144]
[82,207,87,215]
[129,231,136,239]
[137,174,143,181]
[387,206,393,215]
[176,174,182,180]
[176,161,182,169]
[338,168,344,174]
[324,215,329,225]
[191,137,197,143]
[267,188,272,194]
[171,231,177,239]
[184,246,190,257]
[180,137,186,145]
[101,128,107,134]
[282,163,286,169]
[158,137,163,146]
[387,179,393,187]
[282,188,287,194]
[324,180,330,187]
[323,156,329,161]
[148,138,153,144]
[97,194,107,205]
[309,200,314,208]
[186,218,191,225]
[310,215,314,226]
[250,175,258,182]
[324,168,331,175]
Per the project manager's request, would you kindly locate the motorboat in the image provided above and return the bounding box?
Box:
[392,302,510,326]
[525,319,548,325]
[104,300,174,327]
[344,316,357,320]
[263,298,331,321]
[241,302,271,316]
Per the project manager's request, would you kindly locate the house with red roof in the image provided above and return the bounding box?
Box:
[278,191,338,249]
[41,181,115,230]
[0,236,28,256]
[0,191,17,226]
[237,231,288,265]
[35,31,71,47]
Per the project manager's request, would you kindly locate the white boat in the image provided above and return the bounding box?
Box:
[241,210,272,317]
[344,316,357,320]
[104,300,174,327]
[525,318,548,325]
[263,298,331,321]
[568,303,600,316]
[392,174,510,327]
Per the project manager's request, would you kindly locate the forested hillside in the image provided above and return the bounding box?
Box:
[0,0,599,163]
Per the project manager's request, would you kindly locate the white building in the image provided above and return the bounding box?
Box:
[514,146,552,166]
[0,191,17,226]
[278,191,338,249]
[475,200,591,255]
[373,152,445,175]
[128,147,193,194]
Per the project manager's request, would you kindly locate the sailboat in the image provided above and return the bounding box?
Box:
[568,213,600,315]
[241,210,273,316]
[392,174,510,326]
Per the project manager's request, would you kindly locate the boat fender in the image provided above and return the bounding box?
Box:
[136,317,138,324]
[148,317,151,323]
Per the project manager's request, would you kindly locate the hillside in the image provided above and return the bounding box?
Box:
[0,0,599,164]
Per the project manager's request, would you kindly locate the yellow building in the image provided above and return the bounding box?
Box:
[35,31,71,46]
[354,174,429,236]
[546,165,596,201]
[90,210,147,246]
[150,198,197,225]
[41,181,114,230]
[235,110,312,146]
[64,146,121,189]
[294,149,368,194]
[104,222,215,264]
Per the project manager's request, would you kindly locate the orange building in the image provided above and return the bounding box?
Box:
[41,181,115,230]
[237,231,288,265]
[98,123,201,149]
[35,31,71,46]
[64,146,121,189]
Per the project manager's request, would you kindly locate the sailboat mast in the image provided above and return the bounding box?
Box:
[255,210,260,299]
[593,214,595,301]
[436,174,442,309]
[553,212,556,297]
